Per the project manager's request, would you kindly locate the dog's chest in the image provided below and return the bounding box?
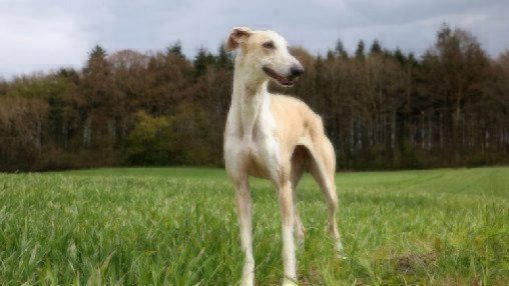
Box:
[239,135,279,179]
[224,94,281,179]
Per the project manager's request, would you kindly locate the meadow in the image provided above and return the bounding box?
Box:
[0,167,507,285]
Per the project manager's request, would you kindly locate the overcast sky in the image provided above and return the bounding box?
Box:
[1,0,508,78]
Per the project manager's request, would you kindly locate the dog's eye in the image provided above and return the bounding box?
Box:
[262,41,275,49]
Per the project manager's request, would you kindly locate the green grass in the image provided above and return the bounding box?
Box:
[0,167,508,285]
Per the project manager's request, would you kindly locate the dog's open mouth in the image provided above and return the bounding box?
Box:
[262,67,294,87]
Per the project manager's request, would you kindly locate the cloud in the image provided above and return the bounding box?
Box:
[0,0,508,78]
[0,0,113,78]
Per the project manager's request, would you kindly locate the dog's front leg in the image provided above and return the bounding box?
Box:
[278,181,297,285]
[235,179,254,286]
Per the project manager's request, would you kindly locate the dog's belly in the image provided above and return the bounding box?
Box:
[246,152,272,179]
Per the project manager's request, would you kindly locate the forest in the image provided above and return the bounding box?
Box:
[0,25,508,171]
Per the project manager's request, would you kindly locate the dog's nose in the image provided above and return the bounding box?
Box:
[290,65,304,77]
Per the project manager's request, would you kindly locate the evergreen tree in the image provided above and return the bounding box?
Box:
[407,52,418,67]
[393,48,406,64]
[355,40,365,61]
[216,44,233,69]
[167,41,184,58]
[84,45,109,76]
[194,47,215,78]
[369,39,382,55]
[335,39,348,58]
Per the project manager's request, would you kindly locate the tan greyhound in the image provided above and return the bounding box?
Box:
[223,27,343,286]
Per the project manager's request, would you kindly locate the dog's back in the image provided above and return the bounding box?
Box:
[270,94,326,147]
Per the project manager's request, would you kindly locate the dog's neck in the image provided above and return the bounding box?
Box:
[230,61,271,138]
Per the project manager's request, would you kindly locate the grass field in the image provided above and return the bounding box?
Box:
[0,167,508,285]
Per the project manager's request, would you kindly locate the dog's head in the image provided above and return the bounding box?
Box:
[226,27,304,87]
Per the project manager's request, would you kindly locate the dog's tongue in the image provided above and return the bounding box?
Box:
[278,77,293,86]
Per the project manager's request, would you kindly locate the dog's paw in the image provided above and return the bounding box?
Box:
[335,243,347,260]
[336,251,348,260]
[282,278,298,286]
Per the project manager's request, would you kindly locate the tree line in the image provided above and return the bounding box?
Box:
[0,24,508,171]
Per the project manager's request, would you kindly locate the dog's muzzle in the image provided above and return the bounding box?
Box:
[263,65,304,87]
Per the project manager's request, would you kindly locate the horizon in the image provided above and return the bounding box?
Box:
[0,23,505,82]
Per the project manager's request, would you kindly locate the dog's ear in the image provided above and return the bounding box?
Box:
[226,27,252,51]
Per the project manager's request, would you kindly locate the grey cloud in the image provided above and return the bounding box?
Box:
[0,0,508,78]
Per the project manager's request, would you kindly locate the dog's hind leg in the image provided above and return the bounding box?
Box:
[307,137,344,255]
[290,146,308,245]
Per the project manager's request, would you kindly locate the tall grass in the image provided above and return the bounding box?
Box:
[0,167,507,285]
